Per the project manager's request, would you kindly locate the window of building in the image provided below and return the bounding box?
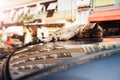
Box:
[77,0,90,7]
[36,3,44,14]
[29,6,36,15]
[46,2,57,17]
[47,2,57,11]
[24,6,30,14]
[18,8,24,16]
[10,9,16,20]
[3,10,11,23]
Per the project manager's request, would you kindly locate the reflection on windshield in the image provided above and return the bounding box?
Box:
[8,40,120,80]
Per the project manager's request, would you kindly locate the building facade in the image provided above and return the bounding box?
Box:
[0,0,92,44]
[0,0,92,27]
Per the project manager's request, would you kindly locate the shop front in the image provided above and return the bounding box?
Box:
[88,9,120,37]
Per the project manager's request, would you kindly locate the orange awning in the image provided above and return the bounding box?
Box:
[88,9,120,22]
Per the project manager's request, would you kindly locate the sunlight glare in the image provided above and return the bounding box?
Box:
[0,0,7,8]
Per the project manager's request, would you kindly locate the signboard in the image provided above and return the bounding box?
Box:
[95,0,115,7]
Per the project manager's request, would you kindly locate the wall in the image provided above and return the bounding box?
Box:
[58,0,76,11]
[76,0,91,25]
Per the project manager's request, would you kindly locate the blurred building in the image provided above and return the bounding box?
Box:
[1,0,120,39]
[0,0,92,29]
[0,0,92,44]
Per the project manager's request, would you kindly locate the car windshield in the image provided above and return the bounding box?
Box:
[4,40,120,80]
